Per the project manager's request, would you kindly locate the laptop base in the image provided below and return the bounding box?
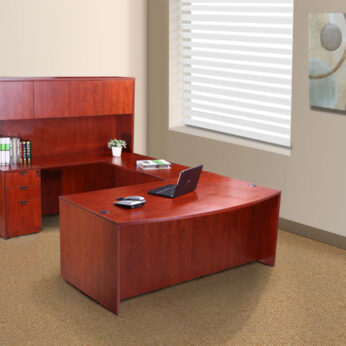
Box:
[148,184,176,198]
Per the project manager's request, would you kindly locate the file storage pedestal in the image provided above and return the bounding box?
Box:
[0,169,41,239]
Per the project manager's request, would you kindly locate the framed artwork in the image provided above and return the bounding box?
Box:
[309,13,346,111]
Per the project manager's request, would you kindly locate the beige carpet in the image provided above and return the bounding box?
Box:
[0,216,345,345]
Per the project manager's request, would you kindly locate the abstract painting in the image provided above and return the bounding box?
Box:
[309,13,346,111]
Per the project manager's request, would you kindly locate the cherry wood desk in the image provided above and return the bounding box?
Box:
[59,152,280,315]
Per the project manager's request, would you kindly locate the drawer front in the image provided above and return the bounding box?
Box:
[6,184,41,203]
[6,170,40,187]
[7,199,41,237]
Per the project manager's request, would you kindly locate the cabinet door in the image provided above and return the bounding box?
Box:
[34,81,70,118]
[103,80,134,115]
[7,199,41,237]
[0,81,33,120]
[70,81,102,116]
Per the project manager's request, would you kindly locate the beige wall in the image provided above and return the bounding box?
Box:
[148,0,346,237]
[0,0,147,154]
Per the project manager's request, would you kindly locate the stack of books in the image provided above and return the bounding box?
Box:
[136,159,171,170]
[0,137,32,165]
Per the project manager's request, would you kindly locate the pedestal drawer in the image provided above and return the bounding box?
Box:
[6,184,41,202]
[7,199,41,237]
[5,170,40,187]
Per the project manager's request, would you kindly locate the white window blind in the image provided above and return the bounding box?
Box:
[180,0,294,147]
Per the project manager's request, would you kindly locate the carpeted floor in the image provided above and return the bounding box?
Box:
[0,216,345,345]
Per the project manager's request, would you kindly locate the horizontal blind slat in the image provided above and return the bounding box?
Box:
[182,42,292,55]
[182,32,292,45]
[184,84,291,105]
[182,15,293,25]
[182,42,292,58]
[183,75,291,94]
[182,0,292,4]
[184,67,291,86]
[183,94,290,116]
[183,100,291,120]
[183,110,290,135]
[182,6,293,13]
[184,59,292,76]
[183,104,291,125]
[182,23,293,35]
[184,118,290,147]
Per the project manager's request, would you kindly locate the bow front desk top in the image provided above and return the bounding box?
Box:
[59,152,280,226]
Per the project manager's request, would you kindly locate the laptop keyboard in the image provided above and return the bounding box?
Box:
[149,184,176,197]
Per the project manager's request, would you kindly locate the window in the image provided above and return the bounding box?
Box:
[180,0,294,147]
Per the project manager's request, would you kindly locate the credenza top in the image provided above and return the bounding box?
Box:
[0,151,185,179]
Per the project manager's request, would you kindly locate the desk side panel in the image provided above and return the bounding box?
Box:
[256,194,281,266]
[119,196,279,300]
[0,173,6,238]
[60,201,120,314]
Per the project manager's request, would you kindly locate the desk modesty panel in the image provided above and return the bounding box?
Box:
[59,155,281,315]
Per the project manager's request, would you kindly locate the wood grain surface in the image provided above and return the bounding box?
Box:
[0,76,136,239]
[0,116,124,157]
[5,170,40,187]
[0,173,6,238]
[60,170,280,226]
[34,81,70,118]
[103,80,134,115]
[0,77,135,158]
[119,194,280,300]
[0,81,33,120]
[70,80,103,116]
[7,199,41,238]
[6,184,41,203]
[60,187,280,314]
[60,202,120,314]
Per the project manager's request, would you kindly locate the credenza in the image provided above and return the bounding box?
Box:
[0,77,135,239]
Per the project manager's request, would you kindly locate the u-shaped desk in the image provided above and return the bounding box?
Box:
[0,77,280,315]
[59,152,280,315]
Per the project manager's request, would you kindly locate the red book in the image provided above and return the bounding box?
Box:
[20,141,23,163]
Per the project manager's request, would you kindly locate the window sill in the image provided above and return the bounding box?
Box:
[169,125,292,157]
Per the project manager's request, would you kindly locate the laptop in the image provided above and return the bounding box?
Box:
[148,165,203,198]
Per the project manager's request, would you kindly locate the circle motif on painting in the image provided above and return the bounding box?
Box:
[320,23,343,51]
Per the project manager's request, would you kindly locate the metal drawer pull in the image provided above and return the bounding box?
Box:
[20,171,28,176]
[20,201,28,205]
[20,186,28,191]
